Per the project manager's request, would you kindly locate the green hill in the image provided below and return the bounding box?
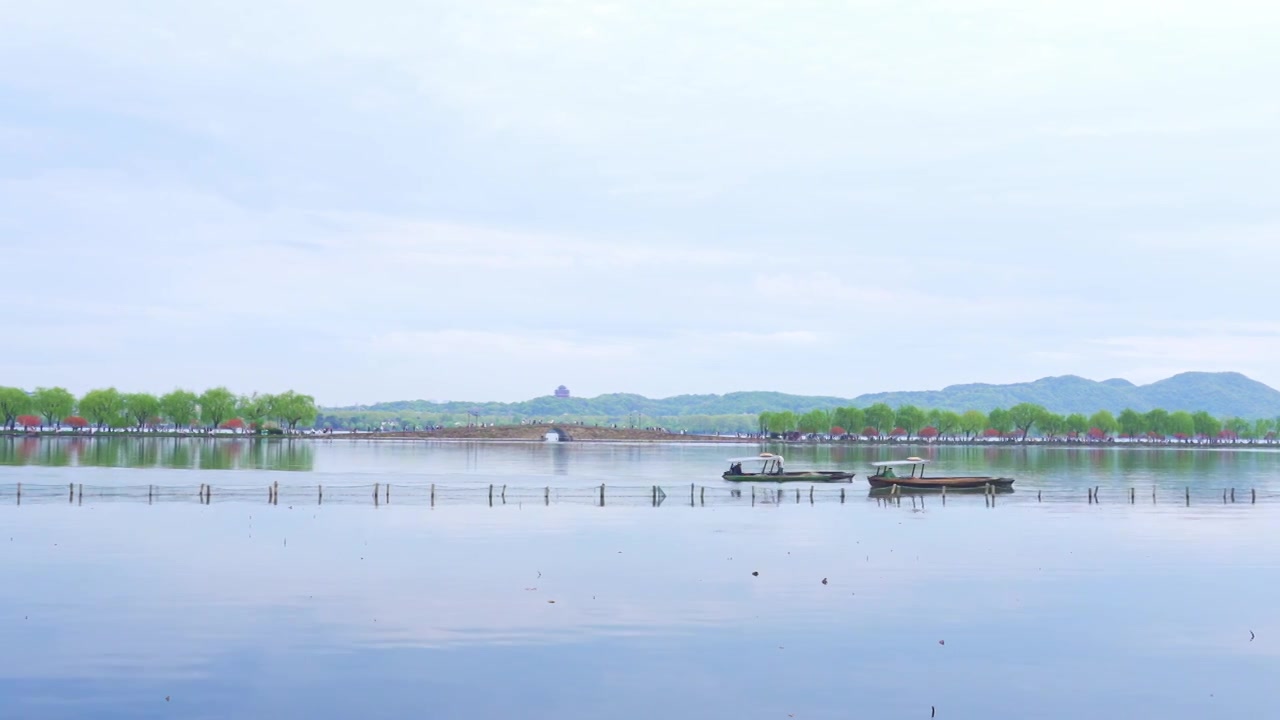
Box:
[852,372,1280,417]
[324,372,1280,423]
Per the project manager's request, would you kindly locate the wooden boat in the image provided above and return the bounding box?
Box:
[866,458,1014,492]
[722,453,854,482]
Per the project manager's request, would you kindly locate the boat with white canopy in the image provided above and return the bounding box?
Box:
[867,457,1014,491]
[722,453,854,482]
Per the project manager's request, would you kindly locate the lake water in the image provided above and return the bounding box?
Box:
[2,438,1278,719]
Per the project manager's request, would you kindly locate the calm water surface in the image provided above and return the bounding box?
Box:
[1,439,1278,719]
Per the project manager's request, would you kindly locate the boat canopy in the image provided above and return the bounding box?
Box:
[870,459,929,467]
[726,455,785,463]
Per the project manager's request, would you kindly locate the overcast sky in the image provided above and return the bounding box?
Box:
[2,1,1278,405]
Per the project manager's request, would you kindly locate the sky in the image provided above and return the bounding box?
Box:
[2,0,1279,406]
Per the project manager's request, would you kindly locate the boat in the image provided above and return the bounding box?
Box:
[866,457,1014,492]
[722,453,854,482]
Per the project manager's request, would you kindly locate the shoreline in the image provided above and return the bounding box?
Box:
[3,427,1279,450]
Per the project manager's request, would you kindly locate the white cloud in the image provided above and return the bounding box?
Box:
[1,1,1279,401]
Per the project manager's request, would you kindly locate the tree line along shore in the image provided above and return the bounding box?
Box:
[2,385,1276,446]
[759,403,1278,443]
[0,386,317,434]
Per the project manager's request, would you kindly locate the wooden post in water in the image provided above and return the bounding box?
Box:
[501,484,507,503]
[374,482,380,503]
[69,482,74,504]
[1153,485,1157,504]
[148,484,153,505]
[795,488,800,504]
[78,483,83,505]
[700,486,705,506]
[1252,488,1256,504]
[841,487,845,503]
[809,486,814,504]
[1130,487,1135,504]
[691,483,695,507]
[1222,488,1227,504]
[1036,489,1041,502]
[1186,486,1190,506]
[544,486,549,506]
[15,482,19,505]
[600,484,605,507]
[273,480,279,506]
[318,484,323,505]
[651,485,656,506]
[1094,486,1099,503]
[488,484,493,506]
[386,483,390,503]
[431,483,435,507]
[942,485,947,506]
[205,485,211,504]
[1230,488,1235,503]
[751,486,755,506]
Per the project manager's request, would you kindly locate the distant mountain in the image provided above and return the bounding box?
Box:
[851,372,1280,417]
[324,372,1280,420]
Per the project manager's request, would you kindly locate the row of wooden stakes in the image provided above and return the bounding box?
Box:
[2,482,1267,507]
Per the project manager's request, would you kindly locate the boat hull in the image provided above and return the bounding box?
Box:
[723,471,854,483]
[867,475,1015,492]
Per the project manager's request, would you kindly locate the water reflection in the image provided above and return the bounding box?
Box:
[0,437,314,471]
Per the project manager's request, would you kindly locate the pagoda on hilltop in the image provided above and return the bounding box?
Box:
[554,385,571,398]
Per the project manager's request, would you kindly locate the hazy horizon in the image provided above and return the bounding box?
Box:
[4,1,1278,405]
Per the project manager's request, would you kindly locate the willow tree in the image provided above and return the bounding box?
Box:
[198,387,237,430]
[273,391,319,432]
[79,388,123,430]
[1088,410,1118,437]
[122,392,161,429]
[1008,403,1047,442]
[0,387,31,431]
[160,390,199,429]
[32,387,75,430]
[864,403,894,433]
[894,405,926,438]
[959,410,986,440]
[797,409,831,434]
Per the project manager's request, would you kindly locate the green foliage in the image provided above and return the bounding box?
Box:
[272,391,318,432]
[959,410,986,438]
[1191,410,1221,438]
[1117,408,1144,437]
[864,403,894,432]
[198,387,237,429]
[122,392,161,429]
[1008,403,1047,441]
[1065,413,1089,435]
[1144,408,1170,436]
[1039,412,1066,438]
[797,409,830,434]
[1089,410,1118,436]
[237,393,277,431]
[1168,411,1195,438]
[1254,418,1275,440]
[0,387,33,430]
[987,408,1013,434]
[831,407,864,435]
[160,390,199,428]
[32,387,75,428]
[935,410,962,437]
[894,405,926,436]
[79,388,123,430]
